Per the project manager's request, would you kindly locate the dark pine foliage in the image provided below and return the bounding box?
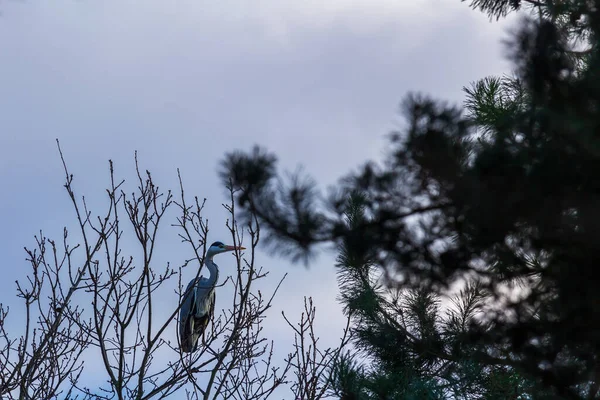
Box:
[219,0,600,398]
[326,194,555,399]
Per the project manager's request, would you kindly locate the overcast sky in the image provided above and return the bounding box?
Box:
[1,0,517,397]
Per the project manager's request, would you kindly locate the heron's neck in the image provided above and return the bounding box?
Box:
[205,256,219,287]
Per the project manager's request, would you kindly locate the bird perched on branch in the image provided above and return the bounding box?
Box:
[178,241,245,352]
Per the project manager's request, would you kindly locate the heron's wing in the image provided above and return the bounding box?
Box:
[179,314,195,353]
[179,278,202,353]
[192,278,214,316]
[178,277,217,352]
[192,289,215,343]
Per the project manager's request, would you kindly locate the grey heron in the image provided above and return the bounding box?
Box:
[178,241,245,352]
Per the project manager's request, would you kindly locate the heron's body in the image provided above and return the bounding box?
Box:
[179,276,216,352]
[178,241,244,353]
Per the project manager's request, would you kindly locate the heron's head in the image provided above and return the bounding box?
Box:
[206,241,246,258]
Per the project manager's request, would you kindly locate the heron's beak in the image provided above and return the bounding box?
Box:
[225,245,246,251]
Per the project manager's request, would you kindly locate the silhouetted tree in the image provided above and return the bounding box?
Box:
[326,194,554,399]
[219,1,600,397]
[0,144,347,400]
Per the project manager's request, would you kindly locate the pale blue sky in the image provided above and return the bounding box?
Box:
[0,0,517,397]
